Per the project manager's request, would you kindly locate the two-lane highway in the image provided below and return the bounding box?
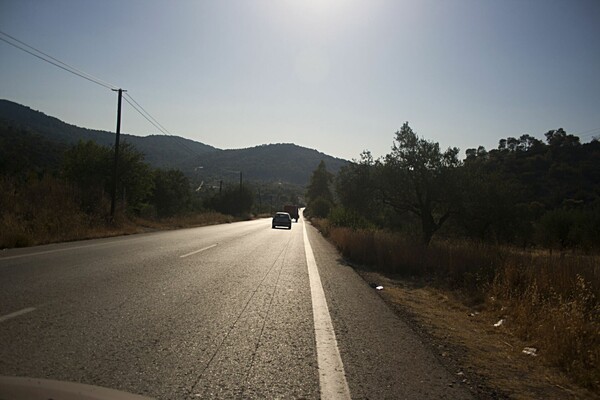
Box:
[0,217,473,399]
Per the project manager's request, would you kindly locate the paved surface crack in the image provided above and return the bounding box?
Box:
[187,234,293,397]
[238,233,292,398]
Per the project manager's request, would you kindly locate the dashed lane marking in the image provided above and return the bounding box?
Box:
[0,307,36,323]
[179,244,217,258]
[0,240,127,261]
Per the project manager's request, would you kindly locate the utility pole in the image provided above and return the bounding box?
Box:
[110,88,126,221]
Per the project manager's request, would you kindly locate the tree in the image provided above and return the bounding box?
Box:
[517,134,543,152]
[336,151,380,220]
[150,169,192,217]
[205,185,253,216]
[545,128,581,147]
[458,161,528,242]
[306,160,334,217]
[62,140,112,213]
[307,160,333,203]
[380,122,461,245]
[61,140,153,215]
[115,142,154,212]
[465,146,488,161]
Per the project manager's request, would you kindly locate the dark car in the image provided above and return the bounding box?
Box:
[272,212,292,229]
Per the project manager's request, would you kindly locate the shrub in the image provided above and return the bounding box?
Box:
[0,174,93,247]
[317,221,600,391]
[535,208,600,251]
[328,206,373,229]
[307,196,332,218]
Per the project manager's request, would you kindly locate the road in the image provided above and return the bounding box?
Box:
[0,216,473,399]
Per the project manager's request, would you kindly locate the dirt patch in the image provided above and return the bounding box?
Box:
[357,270,599,400]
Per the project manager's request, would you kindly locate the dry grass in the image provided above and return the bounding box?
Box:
[311,220,600,393]
[0,175,237,248]
[492,258,600,390]
[361,271,599,399]
[1,174,94,247]
[131,212,234,230]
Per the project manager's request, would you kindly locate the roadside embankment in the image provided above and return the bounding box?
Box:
[310,218,600,398]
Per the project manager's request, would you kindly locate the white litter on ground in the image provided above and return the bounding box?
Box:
[522,347,538,356]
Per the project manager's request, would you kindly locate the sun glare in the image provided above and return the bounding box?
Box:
[294,0,346,18]
[267,0,370,33]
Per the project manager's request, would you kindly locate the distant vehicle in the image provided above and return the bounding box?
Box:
[272,212,292,230]
[283,205,299,222]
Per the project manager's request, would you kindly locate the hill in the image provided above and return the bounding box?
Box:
[182,143,347,186]
[0,99,348,185]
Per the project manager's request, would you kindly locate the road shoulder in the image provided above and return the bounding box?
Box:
[355,270,599,400]
[304,222,474,399]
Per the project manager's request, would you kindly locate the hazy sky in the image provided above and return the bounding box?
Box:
[1,0,599,160]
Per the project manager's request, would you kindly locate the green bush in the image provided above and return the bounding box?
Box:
[535,208,600,250]
[307,196,332,218]
[328,206,372,229]
[205,186,254,216]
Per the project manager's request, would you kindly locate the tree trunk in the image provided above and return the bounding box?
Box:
[421,212,435,246]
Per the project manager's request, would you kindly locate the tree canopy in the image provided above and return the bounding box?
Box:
[332,124,600,250]
[379,123,461,244]
[306,160,334,218]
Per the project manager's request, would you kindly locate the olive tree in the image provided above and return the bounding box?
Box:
[380,122,461,245]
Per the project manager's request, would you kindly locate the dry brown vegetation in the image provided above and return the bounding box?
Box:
[311,218,600,393]
[0,175,235,249]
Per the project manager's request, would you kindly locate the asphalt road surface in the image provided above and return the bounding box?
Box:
[0,215,473,399]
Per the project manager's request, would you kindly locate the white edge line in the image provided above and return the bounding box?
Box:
[303,219,352,400]
[0,307,36,323]
[180,244,217,258]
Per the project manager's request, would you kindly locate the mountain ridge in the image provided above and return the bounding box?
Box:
[0,99,348,185]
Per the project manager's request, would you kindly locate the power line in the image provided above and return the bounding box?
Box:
[0,30,118,90]
[121,94,202,158]
[1,30,205,160]
[575,127,600,136]
[577,128,600,139]
[124,93,172,135]
[122,95,168,135]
